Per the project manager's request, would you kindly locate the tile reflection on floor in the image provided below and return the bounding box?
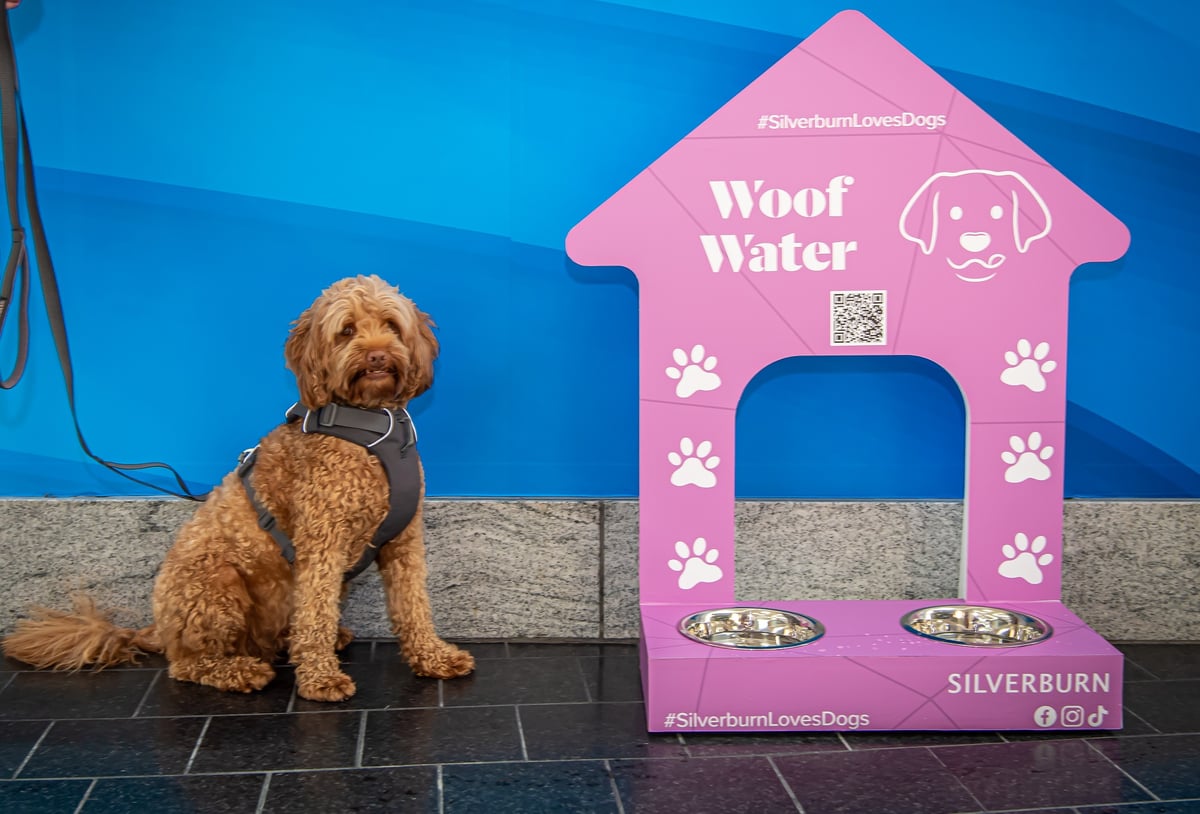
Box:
[1,641,1198,813]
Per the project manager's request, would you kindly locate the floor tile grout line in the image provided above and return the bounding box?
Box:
[926,743,987,813]
[1082,737,1161,802]
[1136,676,1200,684]
[576,655,594,703]
[0,705,434,722]
[21,732,1183,781]
[130,668,164,718]
[437,764,445,814]
[1,697,594,723]
[253,756,662,775]
[514,705,530,761]
[603,759,626,814]
[183,716,213,775]
[766,755,807,813]
[255,773,273,814]
[361,753,871,770]
[1122,655,1162,681]
[70,777,97,814]
[22,757,639,785]
[11,719,54,779]
[1121,704,1162,734]
[355,710,369,768]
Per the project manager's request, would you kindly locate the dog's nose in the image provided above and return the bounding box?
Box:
[959,231,992,253]
[367,350,389,368]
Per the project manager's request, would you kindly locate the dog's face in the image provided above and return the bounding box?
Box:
[284,275,438,410]
[899,169,1052,283]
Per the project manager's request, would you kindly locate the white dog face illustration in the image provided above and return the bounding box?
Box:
[899,169,1052,283]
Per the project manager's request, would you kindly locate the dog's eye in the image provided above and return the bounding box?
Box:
[990,205,1004,220]
[386,321,401,335]
[340,325,356,338]
[949,206,963,221]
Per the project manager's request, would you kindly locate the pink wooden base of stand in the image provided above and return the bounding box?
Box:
[640,599,1122,732]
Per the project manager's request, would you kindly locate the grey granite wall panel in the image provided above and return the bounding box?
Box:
[601,500,640,639]
[1,498,1195,644]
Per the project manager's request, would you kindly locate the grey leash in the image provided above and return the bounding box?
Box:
[0,10,206,500]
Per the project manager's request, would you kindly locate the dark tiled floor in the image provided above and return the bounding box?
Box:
[1,641,1198,814]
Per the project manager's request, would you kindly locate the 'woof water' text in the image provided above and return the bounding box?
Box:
[699,176,859,273]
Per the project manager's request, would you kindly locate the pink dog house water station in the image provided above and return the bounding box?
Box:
[567,12,1130,732]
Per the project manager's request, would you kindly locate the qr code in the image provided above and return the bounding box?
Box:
[830,290,886,346]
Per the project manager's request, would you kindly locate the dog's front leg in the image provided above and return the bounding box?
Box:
[289,549,356,702]
[378,509,474,679]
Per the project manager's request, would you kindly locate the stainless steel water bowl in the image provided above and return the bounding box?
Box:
[901,605,1052,647]
[679,607,825,649]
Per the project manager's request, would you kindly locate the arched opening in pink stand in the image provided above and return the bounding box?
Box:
[735,355,966,498]
[732,354,968,601]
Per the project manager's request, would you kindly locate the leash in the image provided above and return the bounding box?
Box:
[0,10,206,500]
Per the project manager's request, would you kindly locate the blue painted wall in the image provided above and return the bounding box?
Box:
[1,0,1196,498]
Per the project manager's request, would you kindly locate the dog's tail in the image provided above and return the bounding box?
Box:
[2,594,160,671]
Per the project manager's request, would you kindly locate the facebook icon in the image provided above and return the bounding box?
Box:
[1034,705,1058,728]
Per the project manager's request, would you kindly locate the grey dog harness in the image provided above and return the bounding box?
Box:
[237,403,420,581]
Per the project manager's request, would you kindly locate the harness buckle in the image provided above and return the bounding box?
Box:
[397,407,417,452]
[235,446,258,477]
[318,403,339,428]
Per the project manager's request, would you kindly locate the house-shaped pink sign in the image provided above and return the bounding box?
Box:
[568,11,1130,731]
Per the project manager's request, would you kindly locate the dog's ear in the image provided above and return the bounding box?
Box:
[1003,172,1052,253]
[285,306,333,409]
[403,310,439,401]
[898,173,943,254]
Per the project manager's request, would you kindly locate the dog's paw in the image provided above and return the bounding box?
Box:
[170,656,276,693]
[411,644,475,679]
[297,670,357,702]
[233,659,278,693]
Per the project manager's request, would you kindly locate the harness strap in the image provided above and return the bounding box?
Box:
[238,452,297,564]
[239,403,421,581]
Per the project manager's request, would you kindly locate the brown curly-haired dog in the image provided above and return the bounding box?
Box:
[2,275,474,701]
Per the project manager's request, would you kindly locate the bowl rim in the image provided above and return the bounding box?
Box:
[899,603,1053,648]
[678,606,826,650]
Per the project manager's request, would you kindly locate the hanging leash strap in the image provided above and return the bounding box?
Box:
[238,403,422,581]
[0,10,205,500]
[0,10,29,389]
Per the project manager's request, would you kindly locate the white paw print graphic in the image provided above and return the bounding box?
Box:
[998,532,1054,585]
[668,437,720,488]
[668,537,724,589]
[1000,339,1057,393]
[1001,432,1054,483]
[665,344,722,399]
